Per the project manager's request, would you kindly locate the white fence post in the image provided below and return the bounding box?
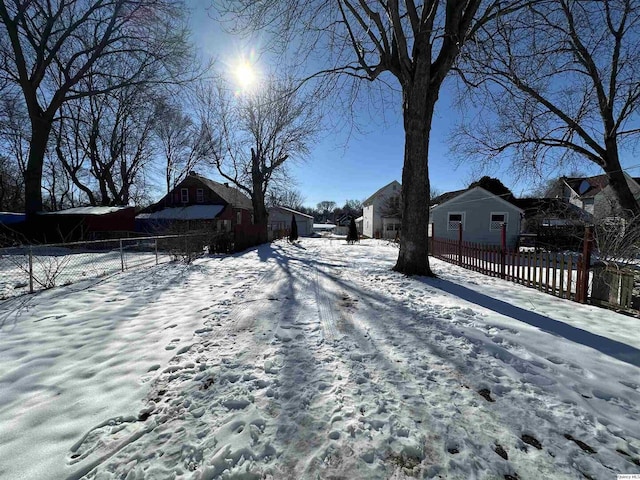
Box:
[120,239,124,272]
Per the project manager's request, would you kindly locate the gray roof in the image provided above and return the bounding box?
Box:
[363,180,401,206]
[430,186,524,212]
[137,205,225,220]
[430,188,467,206]
[191,174,253,210]
[270,206,313,219]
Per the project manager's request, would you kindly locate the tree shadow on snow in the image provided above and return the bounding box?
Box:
[427,277,640,368]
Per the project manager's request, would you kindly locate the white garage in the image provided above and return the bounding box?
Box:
[268,206,314,236]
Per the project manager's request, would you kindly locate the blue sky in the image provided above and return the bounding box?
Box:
[186,2,620,209]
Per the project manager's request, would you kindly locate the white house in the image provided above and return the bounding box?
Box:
[362,180,401,239]
[268,206,314,236]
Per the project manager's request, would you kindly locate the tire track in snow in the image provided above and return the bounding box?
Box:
[311,261,571,479]
[314,264,339,342]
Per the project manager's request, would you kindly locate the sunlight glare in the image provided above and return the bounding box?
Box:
[234,61,257,90]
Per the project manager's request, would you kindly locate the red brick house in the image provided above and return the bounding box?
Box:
[137,172,254,234]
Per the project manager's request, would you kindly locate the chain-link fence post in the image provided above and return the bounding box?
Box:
[28,246,33,293]
[155,238,158,265]
[120,239,124,272]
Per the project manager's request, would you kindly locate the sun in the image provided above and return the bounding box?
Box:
[233,60,257,90]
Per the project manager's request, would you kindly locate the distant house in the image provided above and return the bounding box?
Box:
[362,180,401,239]
[430,186,523,248]
[334,213,355,235]
[138,172,254,234]
[552,174,640,219]
[514,197,591,251]
[268,206,314,237]
[313,223,337,235]
[38,206,135,242]
[515,197,592,230]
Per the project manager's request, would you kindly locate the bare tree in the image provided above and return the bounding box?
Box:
[457,0,640,218]
[154,97,210,194]
[0,155,23,211]
[342,199,363,218]
[54,83,157,206]
[380,194,402,219]
[267,187,306,210]
[216,0,530,275]
[0,0,195,216]
[316,201,337,222]
[202,75,320,237]
[0,89,29,179]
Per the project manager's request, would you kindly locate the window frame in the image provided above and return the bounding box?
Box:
[447,212,465,231]
[180,188,189,203]
[196,188,204,203]
[489,212,508,231]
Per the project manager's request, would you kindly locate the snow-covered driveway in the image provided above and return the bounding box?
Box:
[1,238,639,479]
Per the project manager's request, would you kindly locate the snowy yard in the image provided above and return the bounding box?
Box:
[0,238,639,479]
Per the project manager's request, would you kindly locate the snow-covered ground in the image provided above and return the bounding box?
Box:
[0,238,639,480]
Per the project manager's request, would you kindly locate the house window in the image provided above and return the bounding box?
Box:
[448,212,465,230]
[236,211,242,225]
[181,188,189,203]
[490,212,508,230]
[196,188,204,203]
[582,198,594,213]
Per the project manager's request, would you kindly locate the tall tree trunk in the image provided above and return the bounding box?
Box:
[394,83,435,276]
[602,138,639,218]
[25,116,53,217]
[251,150,268,242]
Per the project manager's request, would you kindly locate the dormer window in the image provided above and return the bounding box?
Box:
[578,180,590,195]
[181,188,189,203]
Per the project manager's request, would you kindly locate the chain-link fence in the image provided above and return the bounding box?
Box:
[0,232,227,300]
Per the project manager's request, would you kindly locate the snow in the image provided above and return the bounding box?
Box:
[0,238,639,479]
[41,206,132,215]
[313,223,336,230]
[137,205,224,220]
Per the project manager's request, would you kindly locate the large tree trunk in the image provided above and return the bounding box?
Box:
[251,152,268,242]
[24,116,53,217]
[394,83,435,277]
[602,139,640,218]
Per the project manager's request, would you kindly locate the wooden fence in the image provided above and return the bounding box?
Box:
[430,224,593,304]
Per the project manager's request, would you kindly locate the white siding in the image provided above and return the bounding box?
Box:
[363,205,375,238]
[362,181,401,238]
[268,208,313,236]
